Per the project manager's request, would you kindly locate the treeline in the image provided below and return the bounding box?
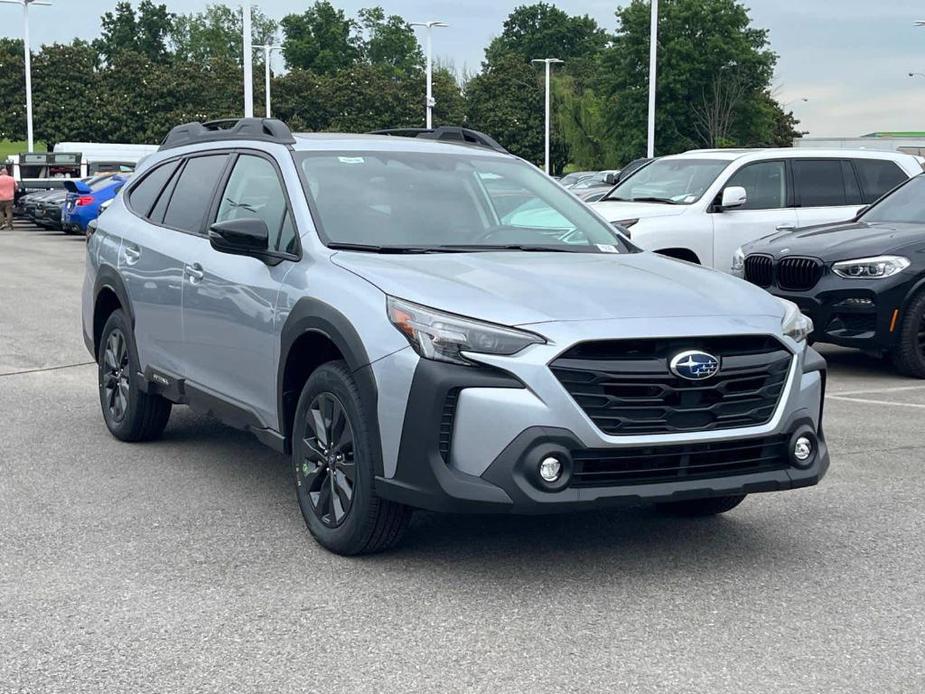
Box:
[0,0,800,172]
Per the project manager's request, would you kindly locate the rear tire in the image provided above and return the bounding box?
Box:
[891,290,925,378]
[656,494,746,517]
[292,361,411,555]
[98,309,171,442]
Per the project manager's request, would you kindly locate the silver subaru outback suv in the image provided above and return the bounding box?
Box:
[82,119,828,555]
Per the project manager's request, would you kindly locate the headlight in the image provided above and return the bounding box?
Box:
[731,247,746,278]
[780,299,813,343]
[833,255,910,279]
[387,297,545,365]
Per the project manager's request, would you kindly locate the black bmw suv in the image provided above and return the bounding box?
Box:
[737,173,925,377]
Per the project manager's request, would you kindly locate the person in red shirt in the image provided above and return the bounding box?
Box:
[0,166,15,230]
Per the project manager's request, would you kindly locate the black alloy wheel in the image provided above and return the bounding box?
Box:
[102,328,131,423]
[297,392,357,527]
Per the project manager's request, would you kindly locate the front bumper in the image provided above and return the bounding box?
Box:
[373,318,829,514]
[765,274,914,352]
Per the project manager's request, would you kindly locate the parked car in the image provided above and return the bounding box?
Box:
[737,173,925,377]
[559,171,596,188]
[592,149,923,271]
[32,189,69,230]
[83,118,828,555]
[63,174,131,234]
[571,169,621,191]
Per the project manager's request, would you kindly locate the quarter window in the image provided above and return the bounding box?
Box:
[724,161,787,210]
[215,154,295,252]
[163,154,229,233]
[853,159,907,203]
[792,159,849,207]
[129,160,180,218]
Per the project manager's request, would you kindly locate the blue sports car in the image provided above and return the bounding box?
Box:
[62,174,132,234]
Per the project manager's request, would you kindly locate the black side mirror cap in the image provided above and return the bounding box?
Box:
[209,217,270,257]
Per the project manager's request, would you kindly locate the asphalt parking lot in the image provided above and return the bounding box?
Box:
[1,221,924,693]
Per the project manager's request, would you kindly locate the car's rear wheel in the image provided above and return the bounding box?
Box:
[98,309,171,441]
[891,290,925,378]
[292,361,411,555]
[655,494,747,517]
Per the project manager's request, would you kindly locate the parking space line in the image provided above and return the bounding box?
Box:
[826,394,925,409]
[829,384,925,396]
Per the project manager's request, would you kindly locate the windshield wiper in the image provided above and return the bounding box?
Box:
[435,244,585,253]
[629,196,680,204]
[327,242,455,254]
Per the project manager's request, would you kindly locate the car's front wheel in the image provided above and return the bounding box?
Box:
[292,361,411,555]
[98,309,172,441]
[891,289,925,378]
[655,494,747,517]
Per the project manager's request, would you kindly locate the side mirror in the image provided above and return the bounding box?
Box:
[209,218,270,257]
[604,172,618,185]
[721,186,747,209]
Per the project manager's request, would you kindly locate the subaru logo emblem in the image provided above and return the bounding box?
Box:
[670,350,720,381]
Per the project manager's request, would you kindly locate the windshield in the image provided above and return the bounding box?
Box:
[295,150,631,252]
[603,158,728,204]
[861,175,925,224]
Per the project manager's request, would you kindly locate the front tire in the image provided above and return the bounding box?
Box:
[98,309,171,441]
[292,361,411,555]
[891,290,925,378]
[656,494,747,517]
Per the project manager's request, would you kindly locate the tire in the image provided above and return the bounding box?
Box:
[292,361,411,555]
[891,289,925,378]
[655,494,746,517]
[98,309,171,442]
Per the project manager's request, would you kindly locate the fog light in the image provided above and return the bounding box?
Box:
[793,436,813,463]
[539,457,562,483]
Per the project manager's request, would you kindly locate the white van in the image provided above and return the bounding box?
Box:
[592,148,924,272]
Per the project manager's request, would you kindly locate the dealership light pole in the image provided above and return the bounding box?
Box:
[254,44,281,117]
[0,0,52,152]
[531,58,563,175]
[647,0,658,158]
[242,1,254,117]
[410,21,447,129]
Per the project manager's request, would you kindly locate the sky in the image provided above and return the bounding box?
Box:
[2,0,925,137]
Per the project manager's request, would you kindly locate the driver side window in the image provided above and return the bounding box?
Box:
[725,161,787,210]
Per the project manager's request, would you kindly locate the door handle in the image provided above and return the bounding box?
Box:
[123,245,141,265]
[776,224,797,232]
[185,263,205,284]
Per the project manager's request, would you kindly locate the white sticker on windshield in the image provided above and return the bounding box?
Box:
[338,156,365,164]
[597,244,620,253]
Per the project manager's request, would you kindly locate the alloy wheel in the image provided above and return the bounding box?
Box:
[102,329,130,423]
[298,393,356,527]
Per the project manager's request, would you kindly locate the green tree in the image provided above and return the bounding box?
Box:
[32,41,101,148]
[171,4,278,66]
[358,7,422,74]
[280,1,361,74]
[597,0,786,161]
[0,38,26,142]
[95,0,173,65]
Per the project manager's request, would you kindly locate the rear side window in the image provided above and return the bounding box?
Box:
[129,160,179,218]
[853,159,907,203]
[725,161,787,209]
[792,160,848,207]
[163,155,229,233]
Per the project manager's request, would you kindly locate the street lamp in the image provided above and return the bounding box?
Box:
[531,58,563,175]
[647,0,658,158]
[254,44,281,118]
[0,0,52,152]
[242,1,253,118]
[410,21,448,129]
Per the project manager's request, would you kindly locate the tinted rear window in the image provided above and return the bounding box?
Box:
[163,155,228,232]
[853,159,907,203]
[792,160,848,207]
[130,161,180,218]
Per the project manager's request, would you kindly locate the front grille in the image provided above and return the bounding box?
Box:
[438,389,460,461]
[571,435,790,487]
[551,336,792,435]
[778,257,823,291]
[744,254,774,287]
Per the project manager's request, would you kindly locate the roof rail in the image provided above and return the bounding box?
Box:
[369,126,508,154]
[159,118,296,151]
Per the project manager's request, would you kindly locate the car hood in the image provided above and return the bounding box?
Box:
[744,221,925,260]
[331,250,785,326]
[590,200,688,222]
